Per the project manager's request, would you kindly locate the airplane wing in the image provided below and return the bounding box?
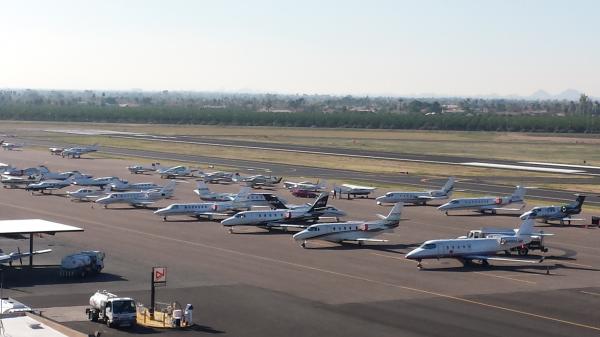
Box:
[355,238,388,243]
[463,255,544,264]
[416,196,444,200]
[0,249,52,264]
[131,201,156,206]
[193,212,232,218]
[266,223,310,229]
[486,207,525,211]
[560,217,585,222]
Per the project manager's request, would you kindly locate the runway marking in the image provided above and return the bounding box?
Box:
[472,272,536,285]
[521,161,600,170]
[3,201,600,333]
[579,291,600,297]
[461,162,584,174]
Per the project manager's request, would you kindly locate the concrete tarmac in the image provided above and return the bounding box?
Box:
[1,149,600,336]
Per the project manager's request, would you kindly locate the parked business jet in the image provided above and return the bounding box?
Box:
[438,186,526,215]
[158,165,196,178]
[66,187,109,201]
[110,181,162,192]
[405,215,546,269]
[520,195,586,225]
[333,183,377,199]
[71,176,124,188]
[293,203,403,248]
[154,189,250,221]
[95,181,176,208]
[221,193,345,233]
[376,177,454,206]
[193,181,238,201]
[41,170,90,181]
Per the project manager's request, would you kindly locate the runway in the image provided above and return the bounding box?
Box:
[1,149,599,336]
[16,131,600,206]
[115,133,600,176]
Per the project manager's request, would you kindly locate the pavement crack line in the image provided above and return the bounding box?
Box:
[2,200,599,332]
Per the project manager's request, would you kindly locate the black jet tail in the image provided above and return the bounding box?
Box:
[308,193,329,212]
[570,195,586,212]
[264,194,288,209]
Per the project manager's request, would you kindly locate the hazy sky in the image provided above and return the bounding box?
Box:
[1,0,599,96]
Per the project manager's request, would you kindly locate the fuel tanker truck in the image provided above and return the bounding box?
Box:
[86,290,137,328]
[60,251,105,277]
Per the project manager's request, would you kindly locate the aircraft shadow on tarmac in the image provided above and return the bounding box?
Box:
[0,265,127,287]
[73,322,225,335]
[534,222,598,229]
[444,213,523,218]
[420,258,600,274]
[101,206,161,211]
[303,242,420,255]
[30,193,69,198]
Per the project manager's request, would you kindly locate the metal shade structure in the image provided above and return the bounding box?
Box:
[0,219,84,266]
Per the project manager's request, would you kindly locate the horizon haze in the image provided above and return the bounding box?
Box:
[1,0,599,97]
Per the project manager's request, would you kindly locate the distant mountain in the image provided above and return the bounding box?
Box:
[555,89,582,101]
[528,90,552,100]
[525,89,595,101]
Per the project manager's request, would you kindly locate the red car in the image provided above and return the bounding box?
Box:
[291,188,319,198]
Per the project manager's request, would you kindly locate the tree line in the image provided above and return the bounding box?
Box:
[1,103,600,133]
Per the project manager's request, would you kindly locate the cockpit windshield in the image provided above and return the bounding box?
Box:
[450,200,459,204]
[422,243,437,249]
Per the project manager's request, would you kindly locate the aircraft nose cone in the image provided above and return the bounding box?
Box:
[405,248,419,259]
[292,231,306,241]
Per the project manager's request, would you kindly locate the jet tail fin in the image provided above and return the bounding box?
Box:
[308,193,329,212]
[574,195,586,209]
[516,215,535,236]
[381,202,403,222]
[233,187,250,202]
[511,185,526,202]
[196,181,210,196]
[162,180,177,193]
[442,177,455,194]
